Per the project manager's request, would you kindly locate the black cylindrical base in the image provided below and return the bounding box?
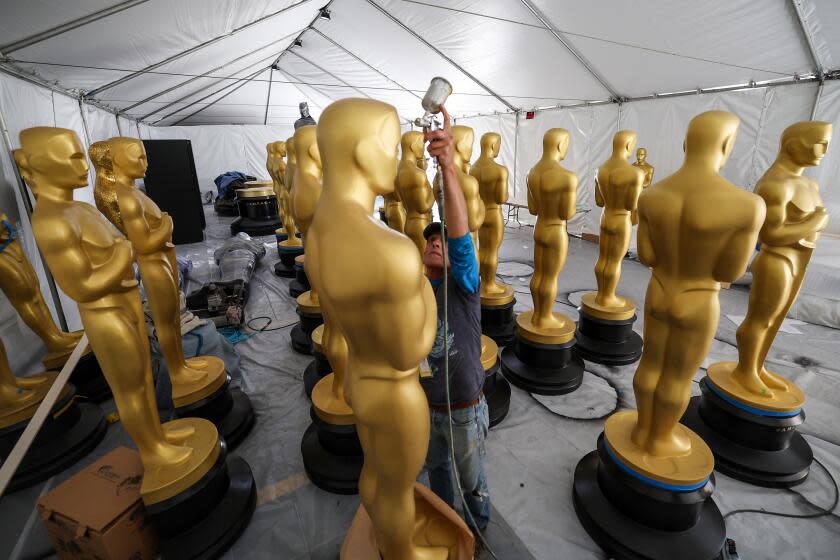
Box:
[146,444,256,560]
[175,378,255,450]
[0,386,108,492]
[483,361,511,428]
[681,378,812,488]
[214,199,238,217]
[275,246,304,278]
[69,351,112,403]
[500,334,584,395]
[230,195,282,236]
[572,434,725,560]
[290,310,323,355]
[481,300,516,347]
[574,310,643,366]
[303,350,331,400]
[301,408,363,495]
[289,262,310,299]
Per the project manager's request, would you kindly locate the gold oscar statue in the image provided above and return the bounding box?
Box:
[290,125,323,312]
[16,127,221,506]
[306,99,472,559]
[396,131,434,255]
[0,336,53,430]
[275,136,305,278]
[266,141,286,225]
[383,191,407,233]
[631,147,654,226]
[498,128,585,395]
[93,138,227,410]
[706,121,832,409]
[436,125,483,250]
[572,112,765,559]
[608,111,764,479]
[470,132,513,305]
[0,214,82,368]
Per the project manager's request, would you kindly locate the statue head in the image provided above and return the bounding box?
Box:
[452,125,474,165]
[612,130,637,160]
[14,127,89,197]
[480,132,501,158]
[684,111,740,171]
[636,147,647,163]
[293,125,321,173]
[107,137,147,181]
[400,131,425,161]
[299,102,311,118]
[89,141,116,190]
[317,98,400,197]
[780,121,832,168]
[542,128,570,160]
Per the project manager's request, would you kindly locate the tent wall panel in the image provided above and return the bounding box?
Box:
[813,81,840,235]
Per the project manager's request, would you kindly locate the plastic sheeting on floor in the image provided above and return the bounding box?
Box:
[1,207,838,560]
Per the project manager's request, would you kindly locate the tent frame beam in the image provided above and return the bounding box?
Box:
[309,27,422,101]
[172,66,270,126]
[518,0,622,102]
[0,0,149,55]
[790,0,824,78]
[365,0,516,111]
[286,49,376,101]
[127,29,303,118]
[264,66,274,125]
[85,0,316,98]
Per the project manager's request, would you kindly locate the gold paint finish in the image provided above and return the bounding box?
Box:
[586,131,644,315]
[480,334,498,371]
[707,362,804,412]
[17,127,216,502]
[0,338,56,429]
[396,131,433,254]
[618,111,765,466]
[310,323,324,353]
[296,290,322,315]
[710,121,831,405]
[605,411,714,485]
[311,99,467,559]
[471,132,514,304]
[312,373,354,425]
[579,292,635,321]
[267,140,287,223]
[521,129,577,342]
[383,191,406,233]
[0,214,83,368]
[631,147,654,226]
[292,125,323,308]
[101,137,226,408]
[90,141,124,233]
[280,136,303,247]
[236,185,274,198]
[435,126,483,249]
[141,418,221,505]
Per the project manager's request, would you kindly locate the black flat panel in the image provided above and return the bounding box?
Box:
[143,139,205,245]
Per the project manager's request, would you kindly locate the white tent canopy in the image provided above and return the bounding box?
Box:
[1,0,840,352]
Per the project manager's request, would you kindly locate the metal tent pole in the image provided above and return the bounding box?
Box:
[790,0,824,77]
[365,0,515,111]
[264,67,274,125]
[85,0,316,98]
[0,0,149,54]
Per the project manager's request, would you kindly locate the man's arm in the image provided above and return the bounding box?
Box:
[426,105,468,239]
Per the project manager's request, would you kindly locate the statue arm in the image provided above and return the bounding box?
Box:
[497,167,509,205]
[595,174,605,208]
[416,171,435,213]
[526,174,538,215]
[636,205,656,267]
[120,195,172,251]
[714,198,766,282]
[759,181,829,246]
[560,175,578,221]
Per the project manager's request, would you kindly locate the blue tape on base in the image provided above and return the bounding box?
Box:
[705,378,801,418]
[603,439,710,492]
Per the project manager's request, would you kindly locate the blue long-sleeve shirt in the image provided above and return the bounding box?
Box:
[423,233,483,406]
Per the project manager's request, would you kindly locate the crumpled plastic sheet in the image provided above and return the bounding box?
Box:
[1,215,838,560]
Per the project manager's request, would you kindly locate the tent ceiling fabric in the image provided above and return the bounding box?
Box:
[0,0,838,126]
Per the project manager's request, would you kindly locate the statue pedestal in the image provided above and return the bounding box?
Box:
[573,433,725,560]
[480,289,516,347]
[230,187,283,236]
[682,374,812,488]
[574,294,642,366]
[172,356,255,450]
[214,197,238,217]
[274,229,288,244]
[275,240,304,278]
[291,292,323,355]
[0,382,107,492]
[500,311,584,395]
[289,254,310,299]
[480,335,509,428]
[301,375,363,494]
[304,325,330,399]
[144,420,256,560]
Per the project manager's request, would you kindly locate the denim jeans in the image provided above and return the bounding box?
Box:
[425,396,491,531]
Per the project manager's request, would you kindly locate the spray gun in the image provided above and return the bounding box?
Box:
[415,77,453,203]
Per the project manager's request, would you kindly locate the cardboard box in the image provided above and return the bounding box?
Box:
[37,447,158,560]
